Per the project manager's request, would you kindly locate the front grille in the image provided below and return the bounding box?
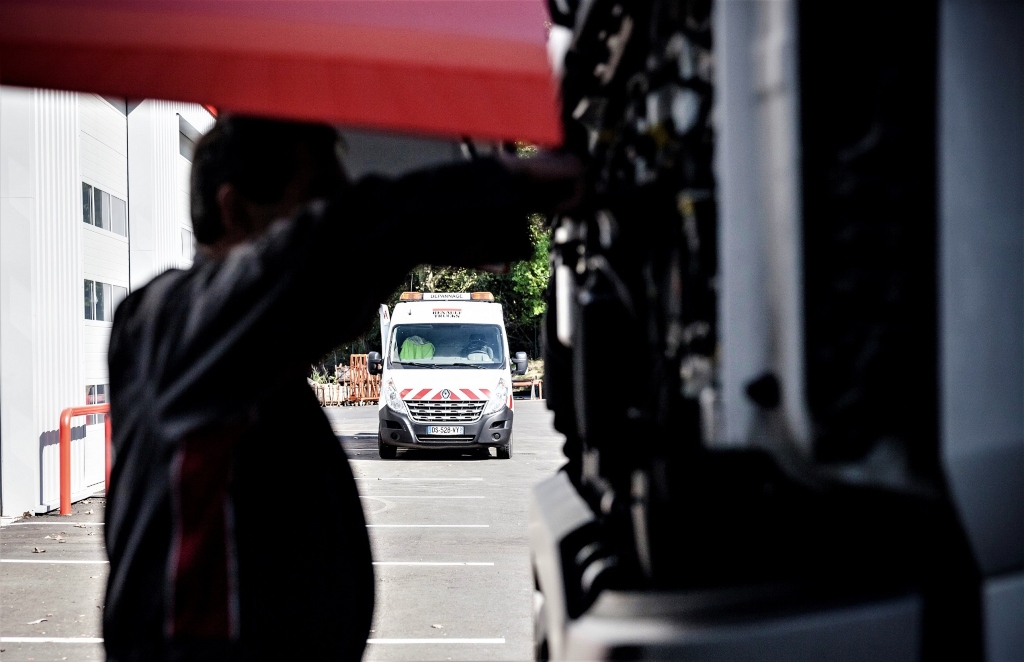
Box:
[417,435,476,444]
[407,400,485,423]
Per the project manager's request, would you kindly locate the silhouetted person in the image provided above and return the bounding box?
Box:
[103,116,578,661]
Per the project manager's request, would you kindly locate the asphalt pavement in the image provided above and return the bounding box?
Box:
[0,497,107,661]
[0,399,566,661]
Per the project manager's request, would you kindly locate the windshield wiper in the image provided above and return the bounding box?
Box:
[394,361,494,369]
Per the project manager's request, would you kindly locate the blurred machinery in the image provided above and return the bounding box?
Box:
[531,1,1024,659]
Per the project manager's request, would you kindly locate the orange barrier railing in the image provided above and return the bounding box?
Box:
[59,404,111,516]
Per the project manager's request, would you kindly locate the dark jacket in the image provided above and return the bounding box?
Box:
[103,160,536,661]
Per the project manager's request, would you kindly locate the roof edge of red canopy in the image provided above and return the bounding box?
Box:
[0,0,563,146]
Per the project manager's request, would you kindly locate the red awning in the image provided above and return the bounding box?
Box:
[0,0,561,145]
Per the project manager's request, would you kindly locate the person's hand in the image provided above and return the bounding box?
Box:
[466,152,585,273]
[498,150,585,214]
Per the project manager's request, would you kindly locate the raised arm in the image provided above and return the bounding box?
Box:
[137,157,561,434]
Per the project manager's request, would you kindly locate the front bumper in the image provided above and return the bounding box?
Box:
[378,405,512,449]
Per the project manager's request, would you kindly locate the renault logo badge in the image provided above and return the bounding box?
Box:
[441,389,451,399]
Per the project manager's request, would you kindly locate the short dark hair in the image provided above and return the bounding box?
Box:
[190,116,344,244]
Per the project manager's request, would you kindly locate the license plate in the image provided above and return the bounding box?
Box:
[426,426,465,435]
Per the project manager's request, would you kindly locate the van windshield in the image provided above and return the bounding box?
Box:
[389,323,505,369]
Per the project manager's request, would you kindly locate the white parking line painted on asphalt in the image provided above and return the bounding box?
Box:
[367,638,505,645]
[360,498,487,504]
[355,477,483,481]
[0,559,108,564]
[1,561,491,569]
[372,562,494,566]
[0,637,507,645]
[366,524,488,528]
[8,521,104,526]
[0,637,104,644]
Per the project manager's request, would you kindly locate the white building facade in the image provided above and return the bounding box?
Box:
[0,87,213,516]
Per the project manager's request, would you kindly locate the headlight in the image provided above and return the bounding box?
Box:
[385,380,408,415]
[483,379,509,415]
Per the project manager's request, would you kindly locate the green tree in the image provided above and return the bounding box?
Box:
[480,214,549,356]
[318,215,550,374]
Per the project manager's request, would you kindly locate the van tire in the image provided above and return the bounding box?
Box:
[378,434,398,459]
[497,434,513,459]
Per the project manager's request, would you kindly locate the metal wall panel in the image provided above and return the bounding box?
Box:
[30,89,87,511]
[82,226,129,287]
[1,91,210,514]
[939,0,1024,576]
[176,153,193,268]
[714,0,770,447]
[75,94,130,503]
[714,0,809,450]
[80,95,128,206]
[1,85,40,516]
[82,324,111,388]
[174,104,212,270]
[129,100,189,288]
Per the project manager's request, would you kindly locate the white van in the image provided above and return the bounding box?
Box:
[368,292,528,459]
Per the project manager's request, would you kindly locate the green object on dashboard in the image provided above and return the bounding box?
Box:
[400,336,435,360]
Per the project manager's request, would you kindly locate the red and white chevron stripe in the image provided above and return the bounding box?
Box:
[398,387,493,401]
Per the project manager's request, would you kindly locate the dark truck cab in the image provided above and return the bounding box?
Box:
[531,1,1023,660]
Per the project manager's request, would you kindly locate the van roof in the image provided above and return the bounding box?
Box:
[392,299,505,325]
[399,292,494,302]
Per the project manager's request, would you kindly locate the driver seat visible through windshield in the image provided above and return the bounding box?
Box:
[464,333,494,362]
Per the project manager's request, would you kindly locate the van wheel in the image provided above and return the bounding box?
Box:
[378,434,398,459]
[497,434,513,459]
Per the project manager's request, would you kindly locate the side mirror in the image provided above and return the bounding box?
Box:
[514,351,528,376]
[367,351,383,376]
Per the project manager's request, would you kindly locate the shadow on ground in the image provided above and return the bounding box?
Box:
[339,435,497,462]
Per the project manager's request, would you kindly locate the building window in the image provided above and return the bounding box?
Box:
[181,227,196,262]
[110,195,127,236]
[112,284,128,311]
[84,280,128,321]
[86,384,107,424]
[84,279,94,319]
[82,183,127,237]
[82,183,92,228]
